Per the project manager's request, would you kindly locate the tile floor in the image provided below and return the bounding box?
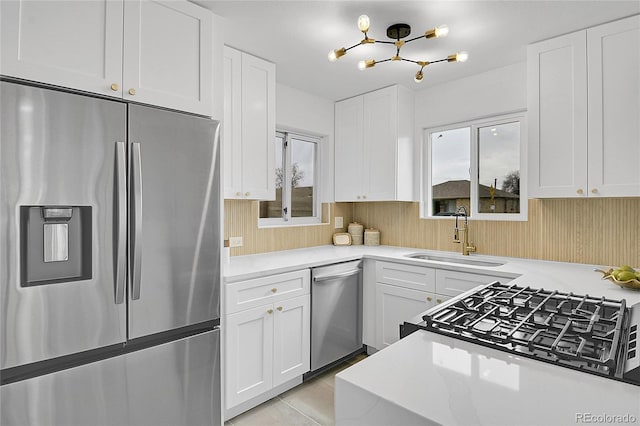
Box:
[225,353,367,426]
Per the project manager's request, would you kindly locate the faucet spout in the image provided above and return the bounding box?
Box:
[453,206,476,255]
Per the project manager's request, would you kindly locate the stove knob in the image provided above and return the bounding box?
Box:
[436,298,443,304]
[427,296,433,302]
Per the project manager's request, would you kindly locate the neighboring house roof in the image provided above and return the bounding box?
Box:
[432,180,519,200]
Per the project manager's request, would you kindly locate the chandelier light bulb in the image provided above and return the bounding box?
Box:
[358,15,370,33]
[358,59,376,70]
[328,47,347,62]
[435,25,449,38]
[456,51,469,62]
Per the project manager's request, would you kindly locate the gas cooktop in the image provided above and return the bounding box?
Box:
[402,282,640,386]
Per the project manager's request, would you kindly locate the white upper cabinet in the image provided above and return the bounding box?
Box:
[528,15,640,198]
[334,96,364,201]
[586,16,640,197]
[1,0,213,116]
[1,0,124,98]
[527,31,588,198]
[223,46,276,200]
[122,0,212,115]
[334,85,414,202]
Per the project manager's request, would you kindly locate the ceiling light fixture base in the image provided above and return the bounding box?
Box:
[386,23,411,40]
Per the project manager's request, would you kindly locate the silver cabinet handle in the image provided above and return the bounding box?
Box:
[313,269,361,282]
[130,142,143,300]
[114,142,127,304]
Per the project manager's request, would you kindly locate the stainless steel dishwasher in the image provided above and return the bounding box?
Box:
[309,260,363,375]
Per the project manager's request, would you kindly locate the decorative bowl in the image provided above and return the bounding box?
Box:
[595,268,640,290]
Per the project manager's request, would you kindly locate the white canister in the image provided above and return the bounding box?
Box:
[364,228,380,246]
[348,222,364,245]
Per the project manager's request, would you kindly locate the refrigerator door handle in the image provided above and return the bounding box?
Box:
[114,142,127,304]
[130,142,143,300]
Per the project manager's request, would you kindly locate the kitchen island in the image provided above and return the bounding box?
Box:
[335,329,640,426]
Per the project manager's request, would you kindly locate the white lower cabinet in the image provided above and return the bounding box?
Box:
[272,296,310,387]
[226,304,274,407]
[371,260,515,350]
[375,283,437,349]
[224,270,310,413]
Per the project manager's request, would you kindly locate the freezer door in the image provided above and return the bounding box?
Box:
[0,81,127,369]
[1,329,221,426]
[128,104,220,338]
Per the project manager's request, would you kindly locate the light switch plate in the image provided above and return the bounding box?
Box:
[335,216,343,229]
[229,236,243,247]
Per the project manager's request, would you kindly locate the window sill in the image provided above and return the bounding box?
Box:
[258,218,327,228]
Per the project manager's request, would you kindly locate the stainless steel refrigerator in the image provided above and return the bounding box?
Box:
[0,80,221,425]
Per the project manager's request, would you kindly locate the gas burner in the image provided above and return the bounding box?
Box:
[415,282,640,384]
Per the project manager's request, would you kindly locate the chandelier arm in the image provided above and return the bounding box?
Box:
[375,40,396,45]
[344,42,364,52]
[400,58,421,64]
[429,58,449,64]
[374,58,393,64]
[404,35,426,43]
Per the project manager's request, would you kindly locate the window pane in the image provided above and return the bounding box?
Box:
[259,134,284,219]
[477,122,520,214]
[431,128,470,216]
[290,138,315,218]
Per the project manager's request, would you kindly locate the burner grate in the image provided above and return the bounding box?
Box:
[423,282,628,377]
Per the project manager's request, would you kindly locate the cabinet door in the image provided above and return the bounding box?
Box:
[528,31,588,198]
[334,96,364,201]
[375,283,434,349]
[123,0,212,116]
[225,305,274,409]
[0,0,124,98]
[241,53,276,200]
[223,47,244,198]
[273,295,310,387]
[363,86,398,201]
[587,16,640,197]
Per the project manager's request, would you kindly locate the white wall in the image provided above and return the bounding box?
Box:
[413,61,527,199]
[415,61,526,129]
[276,83,335,202]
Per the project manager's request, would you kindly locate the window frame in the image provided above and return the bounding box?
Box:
[422,112,527,221]
[258,130,322,227]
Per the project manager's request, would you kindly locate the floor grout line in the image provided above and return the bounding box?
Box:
[277,395,323,426]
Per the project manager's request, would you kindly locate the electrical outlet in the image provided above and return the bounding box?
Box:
[229,236,243,247]
[335,216,343,229]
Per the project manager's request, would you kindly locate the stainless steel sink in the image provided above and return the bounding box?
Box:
[405,253,505,267]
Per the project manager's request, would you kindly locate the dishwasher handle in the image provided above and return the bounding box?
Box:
[313,269,361,283]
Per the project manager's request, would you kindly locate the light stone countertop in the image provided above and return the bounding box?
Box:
[224,244,640,304]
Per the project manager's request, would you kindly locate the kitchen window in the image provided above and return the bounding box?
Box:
[259,131,320,225]
[422,113,527,221]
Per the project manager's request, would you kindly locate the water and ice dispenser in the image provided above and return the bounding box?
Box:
[20,206,92,286]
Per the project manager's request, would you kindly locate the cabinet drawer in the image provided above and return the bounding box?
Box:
[436,270,508,297]
[226,269,310,314]
[375,261,435,292]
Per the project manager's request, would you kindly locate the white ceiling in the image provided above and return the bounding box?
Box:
[195,1,639,101]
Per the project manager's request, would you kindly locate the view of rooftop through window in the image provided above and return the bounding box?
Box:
[427,117,523,217]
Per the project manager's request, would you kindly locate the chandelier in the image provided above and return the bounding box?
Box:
[328,15,468,83]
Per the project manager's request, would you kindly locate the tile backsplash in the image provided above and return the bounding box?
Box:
[225,198,640,267]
